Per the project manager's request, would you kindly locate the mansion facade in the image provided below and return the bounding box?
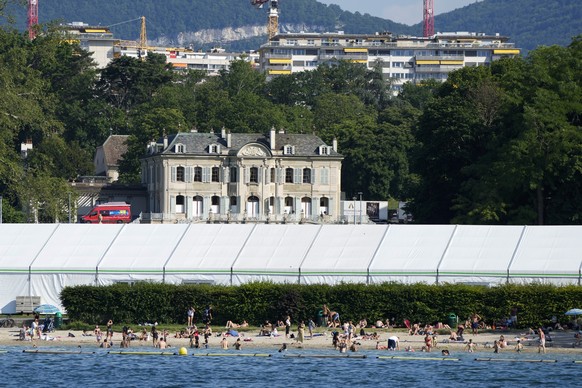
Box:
[141,128,343,223]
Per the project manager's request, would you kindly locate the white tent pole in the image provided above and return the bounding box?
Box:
[297,224,324,285]
[230,224,258,286]
[506,225,527,284]
[95,224,126,285]
[28,224,60,307]
[162,223,191,283]
[366,224,391,285]
[435,224,458,285]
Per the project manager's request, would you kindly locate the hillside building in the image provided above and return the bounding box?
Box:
[140,128,343,224]
[60,22,117,68]
[258,31,521,92]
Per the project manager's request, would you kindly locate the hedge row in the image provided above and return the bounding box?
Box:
[60,283,582,329]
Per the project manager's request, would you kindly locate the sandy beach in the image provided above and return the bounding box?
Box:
[2,326,581,355]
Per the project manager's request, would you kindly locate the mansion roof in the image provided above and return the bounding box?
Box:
[151,131,342,158]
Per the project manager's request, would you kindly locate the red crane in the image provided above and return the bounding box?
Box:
[423,0,434,37]
[28,0,39,40]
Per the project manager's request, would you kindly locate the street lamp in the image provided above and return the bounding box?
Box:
[357,192,363,224]
[352,196,356,224]
[0,195,2,224]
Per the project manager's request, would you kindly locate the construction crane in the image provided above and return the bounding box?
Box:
[423,0,435,37]
[28,0,39,40]
[251,0,279,41]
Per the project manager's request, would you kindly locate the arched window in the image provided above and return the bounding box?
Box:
[301,197,312,218]
[176,195,185,213]
[211,195,220,214]
[247,195,260,217]
[192,195,203,217]
[284,196,294,214]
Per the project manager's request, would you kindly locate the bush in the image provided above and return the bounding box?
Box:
[60,282,582,328]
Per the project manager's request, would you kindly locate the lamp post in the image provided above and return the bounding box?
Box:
[0,195,2,224]
[352,196,356,224]
[358,192,363,224]
[68,192,71,223]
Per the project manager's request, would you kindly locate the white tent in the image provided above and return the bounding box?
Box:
[164,224,254,285]
[509,226,582,284]
[369,225,456,284]
[30,224,124,310]
[0,224,57,313]
[97,224,189,285]
[1,223,582,314]
[233,224,321,284]
[301,225,387,284]
[437,225,523,285]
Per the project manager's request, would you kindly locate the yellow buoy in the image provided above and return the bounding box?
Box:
[178,347,188,356]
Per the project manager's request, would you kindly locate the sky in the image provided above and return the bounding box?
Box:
[316,0,478,25]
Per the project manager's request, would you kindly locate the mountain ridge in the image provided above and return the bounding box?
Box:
[3,0,580,52]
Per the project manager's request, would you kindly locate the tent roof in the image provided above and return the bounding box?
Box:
[301,225,387,274]
[509,226,582,277]
[98,224,188,272]
[234,224,321,274]
[165,224,255,272]
[31,224,123,272]
[0,224,58,271]
[370,225,456,275]
[438,225,522,276]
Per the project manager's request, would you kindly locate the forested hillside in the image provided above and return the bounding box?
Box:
[2,0,579,51]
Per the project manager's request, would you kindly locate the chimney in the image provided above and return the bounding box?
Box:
[270,126,276,150]
[227,132,232,148]
[332,138,338,152]
[163,135,168,149]
[221,126,226,139]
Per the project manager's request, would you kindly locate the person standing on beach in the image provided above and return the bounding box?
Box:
[471,313,481,335]
[308,319,315,339]
[151,326,159,347]
[106,319,113,341]
[297,321,305,344]
[538,328,546,353]
[387,335,400,351]
[285,315,291,339]
[322,304,331,326]
[187,307,195,327]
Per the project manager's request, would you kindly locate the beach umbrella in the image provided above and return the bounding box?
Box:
[33,304,60,315]
[565,308,582,316]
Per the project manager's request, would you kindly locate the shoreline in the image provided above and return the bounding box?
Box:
[2,327,581,355]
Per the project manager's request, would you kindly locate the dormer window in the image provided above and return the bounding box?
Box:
[209,144,221,154]
[283,145,295,155]
[175,143,185,153]
[319,145,332,155]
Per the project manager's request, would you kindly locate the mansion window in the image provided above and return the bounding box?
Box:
[230,166,238,183]
[302,168,311,184]
[175,144,185,153]
[270,168,276,183]
[194,167,202,182]
[285,168,294,183]
[176,166,185,182]
[211,167,220,182]
[250,167,259,183]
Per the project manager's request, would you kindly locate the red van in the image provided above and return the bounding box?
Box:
[81,202,132,224]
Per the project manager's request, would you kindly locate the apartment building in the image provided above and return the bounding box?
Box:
[258,31,520,91]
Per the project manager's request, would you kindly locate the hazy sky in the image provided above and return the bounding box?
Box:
[317,0,477,25]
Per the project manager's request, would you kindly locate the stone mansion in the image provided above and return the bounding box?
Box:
[141,128,343,223]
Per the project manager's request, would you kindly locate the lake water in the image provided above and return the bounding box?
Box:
[1,346,580,387]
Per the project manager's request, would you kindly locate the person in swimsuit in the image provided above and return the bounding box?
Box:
[424,333,432,352]
[471,313,481,335]
[106,319,114,341]
[538,327,546,353]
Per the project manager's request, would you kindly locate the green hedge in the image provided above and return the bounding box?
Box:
[60,282,582,328]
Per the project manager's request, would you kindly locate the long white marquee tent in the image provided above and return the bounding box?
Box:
[1,224,581,313]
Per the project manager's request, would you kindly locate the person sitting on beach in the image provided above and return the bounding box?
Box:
[376,341,387,350]
[515,340,523,352]
[260,321,273,336]
[449,330,458,341]
[358,319,368,328]
[409,323,420,336]
[330,312,341,328]
[375,320,385,329]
